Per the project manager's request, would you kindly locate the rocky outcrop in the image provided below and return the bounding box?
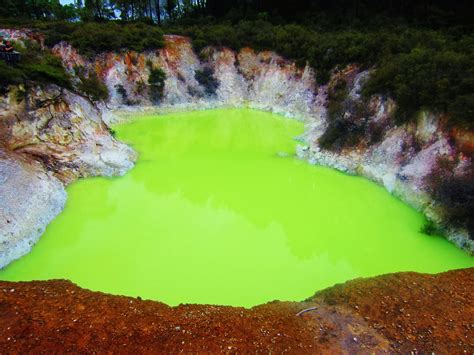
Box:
[53,35,321,123]
[0,85,136,182]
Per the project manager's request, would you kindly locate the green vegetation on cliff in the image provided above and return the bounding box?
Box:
[0,39,70,91]
[40,21,165,56]
[147,64,166,103]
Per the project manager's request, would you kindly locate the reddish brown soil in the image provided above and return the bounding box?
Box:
[1,268,473,353]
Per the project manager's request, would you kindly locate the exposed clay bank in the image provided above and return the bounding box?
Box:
[1,109,472,307]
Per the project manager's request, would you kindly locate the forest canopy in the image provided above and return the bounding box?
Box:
[1,0,473,26]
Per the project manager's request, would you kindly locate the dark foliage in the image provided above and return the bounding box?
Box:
[319,78,366,151]
[363,47,474,128]
[194,67,219,96]
[0,40,71,90]
[434,173,474,240]
[428,160,474,240]
[115,84,137,105]
[42,22,164,57]
[77,70,109,102]
[115,84,128,102]
[420,220,439,236]
[148,65,166,103]
[319,117,367,152]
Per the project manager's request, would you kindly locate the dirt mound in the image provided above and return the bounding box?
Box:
[1,268,472,353]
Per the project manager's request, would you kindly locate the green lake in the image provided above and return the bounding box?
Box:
[1,109,472,307]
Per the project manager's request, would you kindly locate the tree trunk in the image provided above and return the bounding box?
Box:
[155,0,161,24]
[148,0,153,20]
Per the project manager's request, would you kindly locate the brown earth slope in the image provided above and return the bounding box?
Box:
[0,268,473,353]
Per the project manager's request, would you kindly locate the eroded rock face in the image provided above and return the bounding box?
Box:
[53,35,321,123]
[0,149,66,268]
[0,85,137,183]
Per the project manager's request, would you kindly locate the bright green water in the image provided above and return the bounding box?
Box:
[1,109,472,307]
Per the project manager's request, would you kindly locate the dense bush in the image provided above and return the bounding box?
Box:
[194,67,219,96]
[0,21,166,57]
[319,119,363,151]
[67,22,164,56]
[115,84,133,105]
[319,78,364,151]
[363,47,474,127]
[326,79,348,120]
[420,220,440,236]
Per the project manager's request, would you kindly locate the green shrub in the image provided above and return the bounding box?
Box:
[319,118,366,152]
[76,69,109,102]
[326,79,348,120]
[40,21,165,57]
[21,54,71,88]
[319,77,368,151]
[115,84,127,102]
[449,94,474,129]
[363,47,473,127]
[420,220,439,236]
[148,66,166,103]
[0,60,24,88]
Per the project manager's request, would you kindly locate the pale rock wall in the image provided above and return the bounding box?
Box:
[53,35,321,123]
[0,149,66,268]
[0,85,136,182]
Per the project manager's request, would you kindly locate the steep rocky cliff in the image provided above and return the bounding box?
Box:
[0,32,472,269]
